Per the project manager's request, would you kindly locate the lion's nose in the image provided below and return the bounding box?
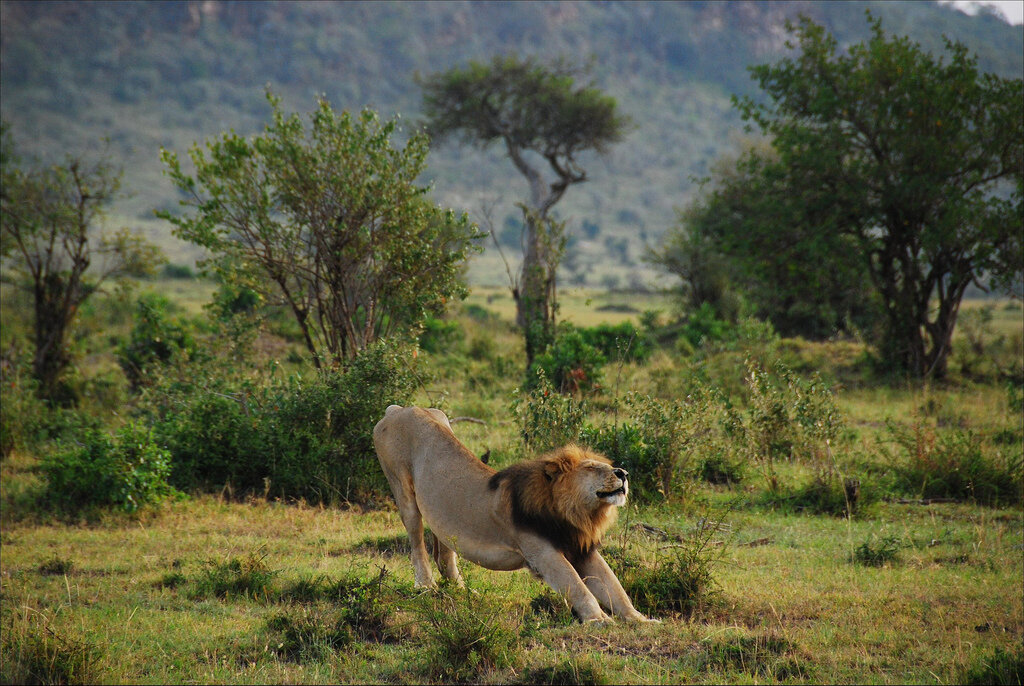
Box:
[613,468,628,481]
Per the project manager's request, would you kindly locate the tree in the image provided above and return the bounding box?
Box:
[1,126,163,404]
[419,55,630,364]
[159,92,481,368]
[729,13,1022,377]
[652,144,875,338]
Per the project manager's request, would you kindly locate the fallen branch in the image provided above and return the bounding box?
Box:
[450,416,487,425]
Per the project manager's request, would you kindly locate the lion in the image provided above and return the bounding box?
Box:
[372,404,655,623]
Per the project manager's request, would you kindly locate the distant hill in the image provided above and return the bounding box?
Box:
[2,0,1021,287]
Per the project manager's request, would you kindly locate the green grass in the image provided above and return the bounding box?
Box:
[1,288,1022,683]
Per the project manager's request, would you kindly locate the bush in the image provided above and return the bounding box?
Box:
[155,339,419,503]
[0,362,47,459]
[607,515,726,618]
[117,293,196,391]
[698,451,745,486]
[418,316,464,354]
[760,474,870,517]
[40,422,177,514]
[576,322,654,364]
[885,421,1023,506]
[527,324,605,395]
[511,369,588,454]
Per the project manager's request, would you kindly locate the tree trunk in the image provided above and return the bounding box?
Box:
[33,274,74,405]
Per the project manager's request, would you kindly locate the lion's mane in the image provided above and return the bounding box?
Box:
[488,444,618,566]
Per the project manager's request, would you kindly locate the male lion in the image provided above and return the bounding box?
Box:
[372,404,654,623]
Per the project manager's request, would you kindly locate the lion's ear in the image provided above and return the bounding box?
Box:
[542,454,574,480]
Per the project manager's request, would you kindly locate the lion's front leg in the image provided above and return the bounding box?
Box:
[577,551,658,622]
[521,538,608,622]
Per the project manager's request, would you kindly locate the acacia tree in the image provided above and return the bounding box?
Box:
[419,55,629,364]
[729,14,1022,377]
[1,126,163,404]
[159,92,481,368]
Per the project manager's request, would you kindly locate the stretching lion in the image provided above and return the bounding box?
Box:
[372,404,654,623]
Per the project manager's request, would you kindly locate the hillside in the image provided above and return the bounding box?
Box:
[2,0,1021,286]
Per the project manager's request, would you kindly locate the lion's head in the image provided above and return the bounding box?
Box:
[488,444,628,565]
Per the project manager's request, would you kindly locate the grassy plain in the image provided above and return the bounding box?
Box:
[1,280,1022,684]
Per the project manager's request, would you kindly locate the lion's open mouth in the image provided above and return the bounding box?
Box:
[597,486,626,498]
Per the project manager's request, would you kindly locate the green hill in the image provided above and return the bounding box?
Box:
[2,0,1021,286]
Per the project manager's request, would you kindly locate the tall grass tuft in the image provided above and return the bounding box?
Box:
[410,582,523,682]
[961,646,1024,686]
[0,610,104,685]
[190,546,277,600]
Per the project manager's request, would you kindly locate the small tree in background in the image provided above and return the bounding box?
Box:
[419,55,630,365]
[159,91,481,368]
[1,125,163,404]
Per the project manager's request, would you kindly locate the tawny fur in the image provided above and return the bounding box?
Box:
[372,405,654,623]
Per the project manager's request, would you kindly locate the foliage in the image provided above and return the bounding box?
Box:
[884,420,1023,506]
[741,359,844,492]
[40,422,177,514]
[607,515,727,617]
[265,606,354,661]
[511,368,588,454]
[851,533,903,567]
[732,13,1023,377]
[0,128,163,403]
[420,55,628,363]
[153,339,419,503]
[117,292,197,391]
[0,355,48,459]
[418,316,464,355]
[159,90,481,367]
[527,324,606,395]
[576,321,654,365]
[410,582,523,682]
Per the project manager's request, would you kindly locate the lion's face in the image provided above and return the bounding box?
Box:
[554,459,629,510]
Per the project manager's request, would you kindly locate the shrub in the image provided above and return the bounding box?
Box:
[576,322,654,364]
[698,451,745,485]
[760,474,871,517]
[527,324,606,395]
[0,362,47,459]
[511,369,588,454]
[117,293,197,391]
[418,316,464,354]
[155,339,418,503]
[885,421,1023,506]
[608,515,727,618]
[265,607,353,661]
[38,555,74,576]
[411,583,522,682]
[741,359,843,492]
[40,422,177,514]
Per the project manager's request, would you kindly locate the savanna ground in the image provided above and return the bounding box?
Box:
[1,279,1022,684]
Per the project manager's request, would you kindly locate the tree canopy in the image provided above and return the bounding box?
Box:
[159,92,481,367]
[419,55,629,364]
[678,13,1022,377]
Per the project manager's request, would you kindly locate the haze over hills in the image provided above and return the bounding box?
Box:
[2,0,1021,287]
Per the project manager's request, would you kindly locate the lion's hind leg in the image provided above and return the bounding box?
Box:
[386,473,435,588]
[429,533,465,586]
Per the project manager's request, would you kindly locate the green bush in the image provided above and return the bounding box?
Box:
[527,325,606,395]
[885,421,1023,506]
[576,322,654,364]
[511,369,588,454]
[0,363,47,459]
[155,339,418,503]
[41,422,177,514]
[760,474,871,517]
[418,316,464,354]
[117,293,197,391]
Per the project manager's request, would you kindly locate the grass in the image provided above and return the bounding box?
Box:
[0,286,1022,683]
